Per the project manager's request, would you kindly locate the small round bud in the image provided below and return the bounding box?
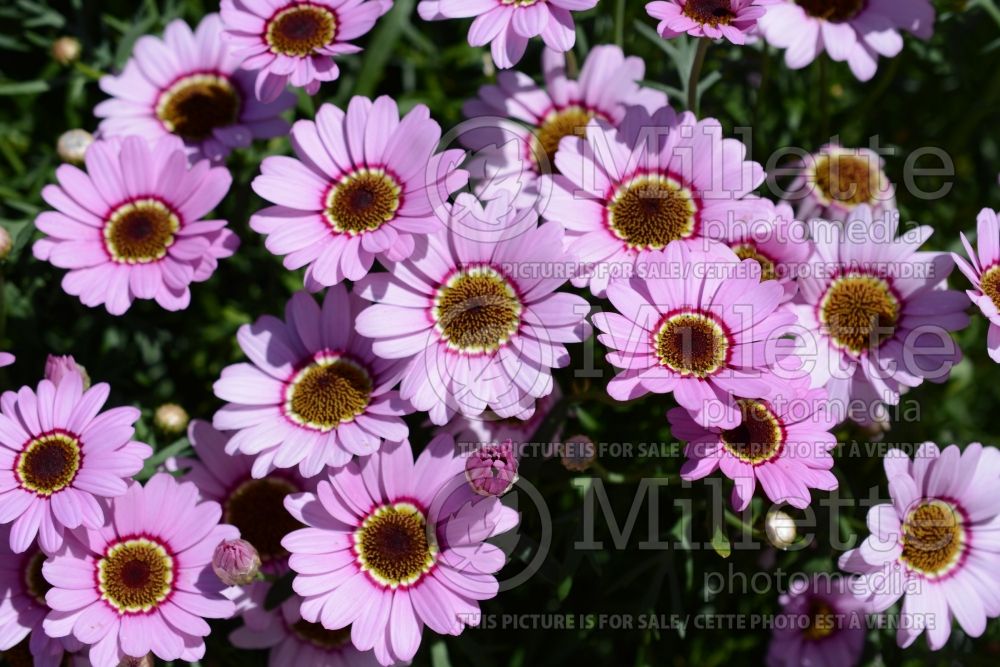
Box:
[212,538,261,586]
[465,439,519,496]
[561,434,596,472]
[154,403,189,435]
[44,354,90,389]
[0,227,12,260]
[56,129,93,165]
[51,36,81,66]
[765,509,798,550]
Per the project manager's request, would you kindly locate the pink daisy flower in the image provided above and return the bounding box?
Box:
[250,96,467,288]
[213,285,412,477]
[952,208,1000,362]
[758,0,935,81]
[461,45,667,208]
[354,194,591,425]
[718,200,811,302]
[839,443,1000,650]
[41,474,238,667]
[0,373,151,554]
[416,0,599,69]
[33,135,238,315]
[221,0,393,102]
[282,436,518,666]
[0,352,13,367]
[791,206,969,423]
[178,420,315,575]
[95,14,296,163]
[543,106,766,296]
[231,588,381,666]
[591,242,796,429]
[646,0,771,44]
[0,525,83,667]
[668,380,838,510]
[765,575,868,667]
[784,144,896,222]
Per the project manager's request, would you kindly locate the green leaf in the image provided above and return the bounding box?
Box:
[0,80,49,96]
[710,525,731,559]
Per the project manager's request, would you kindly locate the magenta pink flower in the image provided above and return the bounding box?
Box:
[0,373,150,553]
[765,575,867,667]
[417,0,598,68]
[718,200,811,302]
[791,206,969,424]
[33,135,238,315]
[462,45,667,208]
[354,194,590,425]
[282,436,518,666]
[669,381,838,509]
[646,0,771,44]
[95,14,295,162]
[465,438,519,496]
[41,474,238,667]
[952,208,1000,362]
[785,144,896,222]
[758,0,935,81]
[0,352,13,367]
[592,242,796,429]
[44,354,87,387]
[179,420,315,573]
[221,0,392,102]
[231,589,381,666]
[543,106,766,296]
[839,443,1000,650]
[0,525,82,666]
[250,96,467,288]
[213,285,413,477]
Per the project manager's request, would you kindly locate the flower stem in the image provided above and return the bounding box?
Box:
[614,0,626,47]
[687,39,710,115]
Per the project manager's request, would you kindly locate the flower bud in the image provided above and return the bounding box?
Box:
[0,226,12,260]
[561,434,596,472]
[154,403,189,435]
[51,36,81,66]
[765,509,798,550]
[212,539,261,586]
[44,354,90,388]
[465,439,518,496]
[56,129,93,165]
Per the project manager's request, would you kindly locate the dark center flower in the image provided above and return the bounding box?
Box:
[24,550,51,605]
[16,430,82,496]
[532,106,594,169]
[224,477,302,563]
[434,266,523,354]
[654,310,730,377]
[900,499,966,577]
[683,0,736,26]
[355,503,437,588]
[103,199,180,264]
[266,3,337,57]
[608,175,698,251]
[156,73,241,141]
[732,243,778,281]
[813,153,878,206]
[285,354,373,431]
[819,273,900,355]
[802,598,838,641]
[721,399,785,464]
[795,0,866,23]
[980,265,1000,310]
[324,169,402,235]
[97,538,174,613]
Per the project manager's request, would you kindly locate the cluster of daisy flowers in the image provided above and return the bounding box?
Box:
[10,0,1000,665]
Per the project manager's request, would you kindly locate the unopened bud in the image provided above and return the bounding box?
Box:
[212,538,261,586]
[765,509,797,550]
[154,403,189,435]
[0,227,12,260]
[561,434,596,472]
[56,129,93,165]
[44,354,90,389]
[51,36,81,66]
[465,439,518,496]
